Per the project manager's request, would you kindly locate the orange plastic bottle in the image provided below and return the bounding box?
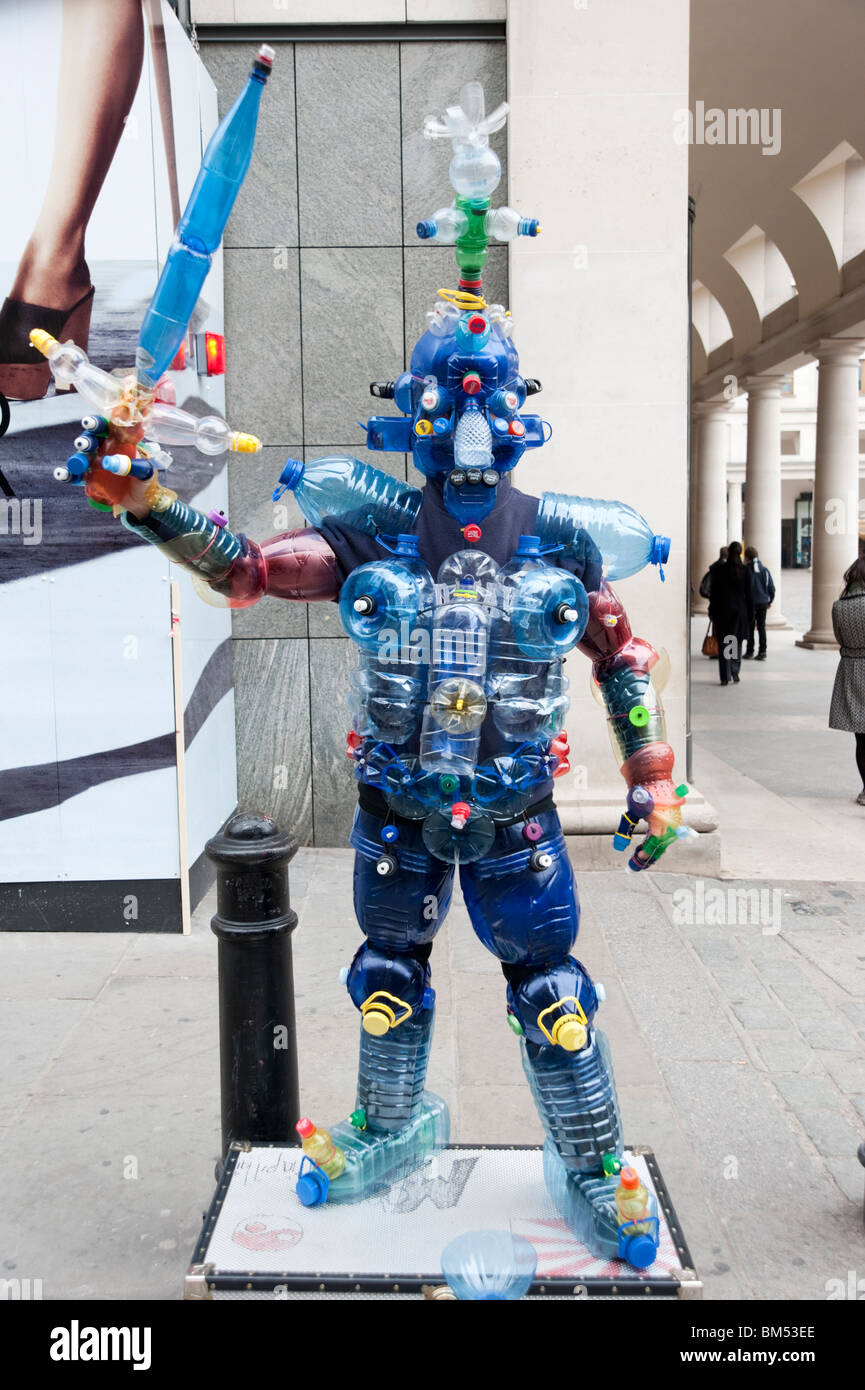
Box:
[614,1166,649,1227]
[296,1117,346,1180]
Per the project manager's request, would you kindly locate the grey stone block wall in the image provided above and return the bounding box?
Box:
[201,38,507,845]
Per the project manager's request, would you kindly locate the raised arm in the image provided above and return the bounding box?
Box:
[578,580,685,867]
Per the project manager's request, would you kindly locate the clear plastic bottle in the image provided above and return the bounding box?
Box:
[615,1165,650,1227]
[273,455,421,538]
[420,560,489,777]
[453,402,493,472]
[295,1117,346,1180]
[416,205,469,243]
[136,45,274,387]
[534,493,671,581]
[29,333,123,414]
[147,402,260,455]
[485,207,540,240]
[542,1143,660,1269]
[322,1091,450,1204]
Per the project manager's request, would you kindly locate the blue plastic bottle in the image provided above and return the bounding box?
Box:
[274,455,422,538]
[136,45,274,386]
[487,536,584,742]
[338,534,434,650]
[441,1231,537,1300]
[318,1092,450,1205]
[534,493,670,582]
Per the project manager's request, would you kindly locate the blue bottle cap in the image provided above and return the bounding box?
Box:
[380,825,399,843]
[622,1232,658,1269]
[651,535,671,566]
[395,533,420,556]
[433,416,451,435]
[416,220,435,240]
[277,457,304,492]
[516,534,543,556]
[423,987,436,1010]
[491,417,509,435]
[65,452,90,478]
[296,1171,326,1207]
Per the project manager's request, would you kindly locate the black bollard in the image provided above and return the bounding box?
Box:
[207,810,300,1157]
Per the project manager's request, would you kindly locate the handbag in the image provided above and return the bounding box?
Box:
[702,622,718,658]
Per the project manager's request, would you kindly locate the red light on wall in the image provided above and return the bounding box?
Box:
[194,331,226,376]
[205,332,226,375]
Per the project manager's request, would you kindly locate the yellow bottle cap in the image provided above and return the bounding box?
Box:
[553,1016,587,1052]
[230,432,262,454]
[415,419,432,436]
[362,1009,391,1037]
[29,328,59,358]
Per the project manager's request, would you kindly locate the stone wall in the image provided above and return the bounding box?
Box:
[201,38,507,844]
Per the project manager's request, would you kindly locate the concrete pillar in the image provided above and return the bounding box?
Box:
[799,338,865,648]
[727,480,743,545]
[506,0,692,837]
[744,375,789,628]
[691,401,731,615]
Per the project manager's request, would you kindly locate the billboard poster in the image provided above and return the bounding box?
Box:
[0,0,237,931]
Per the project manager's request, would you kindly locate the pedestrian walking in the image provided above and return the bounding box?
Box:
[708,541,749,685]
[743,546,775,660]
[829,556,865,806]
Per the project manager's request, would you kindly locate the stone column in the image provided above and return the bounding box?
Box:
[799,338,865,648]
[727,480,744,546]
[691,401,731,615]
[744,375,789,628]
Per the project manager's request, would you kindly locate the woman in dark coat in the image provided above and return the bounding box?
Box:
[708,540,749,685]
[829,556,865,805]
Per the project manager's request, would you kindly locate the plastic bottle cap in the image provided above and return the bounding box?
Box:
[622,1233,657,1270]
[415,418,432,435]
[296,1117,314,1138]
[509,419,525,436]
[464,523,482,543]
[553,1017,587,1052]
[675,783,689,797]
[620,1166,639,1189]
[462,372,482,395]
[433,416,450,435]
[362,1009,390,1037]
[277,457,304,491]
[506,1013,523,1036]
[467,314,487,334]
[296,1171,326,1207]
[629,705,650,727]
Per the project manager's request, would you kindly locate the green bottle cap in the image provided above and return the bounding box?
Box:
[675,783,689,797]
[349,1108,367,1131]
[87,498,114,512]
[506,1013,523,1037]
[439,773,459,794]
[628,705,650,727]
[602,1153,623,1176]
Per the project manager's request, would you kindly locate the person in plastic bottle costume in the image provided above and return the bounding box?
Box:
[35,65,691,1269]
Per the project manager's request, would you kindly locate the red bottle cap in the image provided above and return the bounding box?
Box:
[620,1166,639,1189]
[296,1117,314,1138]
[464,523,482,543]
[462,372,482,395]
[467,314,487,334]
[451,802,471,824]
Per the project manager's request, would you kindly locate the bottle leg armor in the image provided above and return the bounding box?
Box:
[461,805,654,1266]
[345,803,453,1133]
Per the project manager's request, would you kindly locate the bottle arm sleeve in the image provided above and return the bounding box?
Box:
[122,496,341,607]
[578,581,681,806]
